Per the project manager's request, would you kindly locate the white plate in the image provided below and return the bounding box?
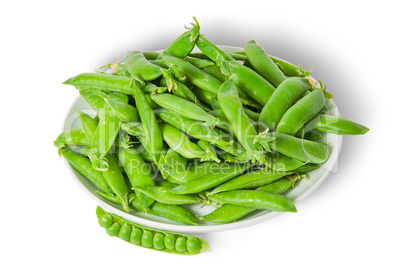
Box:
[62,47,342,233]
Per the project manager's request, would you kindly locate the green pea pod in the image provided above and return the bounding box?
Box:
[143,51,160,60]
[161,123,206,160]
[66,145,93,156]
[219,60,276,106]
[195,35,235,63]
[244,40,287,87]
[64,73,135,94]
[202,64,227,82]
[60,148,112,194]
[270,56,311,77]
[54,129,89,148]
[129,195,198,225]
[201,176,301,223]
[257,176,300,194]
[184,56,215,69]
[78,88,108,113]
[90,108,120,170]
[267,132,332,164]
[160,69,199,103]
[198,140,220,163]
[164,17,200,58]
[148,202,199,225]
[151,94,219,126]
[96,207,209,254]
[208,168,292,195]
[163,149,188,172]
[192,87,220,110]
[217,80,267,163]
[161,52,222,96]
[101,153,130,211]
[292,163,322,173]
[265,153,304,172]
[277,89,326,135]
[304,114,370,135]
[104,98,140,122]
[132,81,163,163]
[76,111,99,141]
[201,204,255,224]
[157,110,231,147]
[124,51,162,81]
[207,190,297,212]
[168,162,251,194]
[259,77,315,132]
[117,147,155,209]
[134,185,200,205]
[108,92,129,104]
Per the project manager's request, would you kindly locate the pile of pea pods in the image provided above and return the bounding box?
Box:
[55,18,369,254]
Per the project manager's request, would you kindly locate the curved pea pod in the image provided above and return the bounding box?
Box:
[78,88,108,113]
[208,168,292,195]
[147,202,199,225]
[124,51,162,81]
[195,35,235,63]
[303,114,369,135]
[265,153,305,172]
[65,145,93,156]
[201,176,301,223]
[259,77,316,132]
[267,132,332,164]
[168,162,251,194]
[270,56,311,77]
[198,140,220,163]
[192,87,220,110]
[151,94,219,126]
[277,89,325,135]
[90,108,120,170]
[132,81,163,163]
[101,153,130,211]
[143,51,160,60]
[96,207,209,255]
[163,149,188,172]
[76,111,98,141]
[244,40,287,87]
[217,80,267,163]
[201,204,255,224]
[104,98,139,122]
[207,190,297,212]
[164,17,200,58]
[64,73,135,94]
[257,176,300,194]
[54,129,89,148]
[184,56,215,69]
[59,148,112,194]
[134,185,200,205]
[117,147,155,209]
[157,110,230,147]
[161,123,206,160]
[128,193,197,225]
[219,60,276,106]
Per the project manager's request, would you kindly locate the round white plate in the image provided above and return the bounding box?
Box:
[62,47,342,233]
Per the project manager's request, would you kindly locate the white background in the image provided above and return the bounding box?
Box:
[1,1,401,279]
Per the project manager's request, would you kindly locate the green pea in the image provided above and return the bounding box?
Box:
[153,233,165,250]
[106,222,121,237]
[186,237,201,253]
[141,230,154,248]
[98,214,113,228]
[118,224,132,241]
[175,237,187,252]
[164,234,176,250]
[130,227,142,244]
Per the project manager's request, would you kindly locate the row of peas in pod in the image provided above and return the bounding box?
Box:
[55,17,369,254]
